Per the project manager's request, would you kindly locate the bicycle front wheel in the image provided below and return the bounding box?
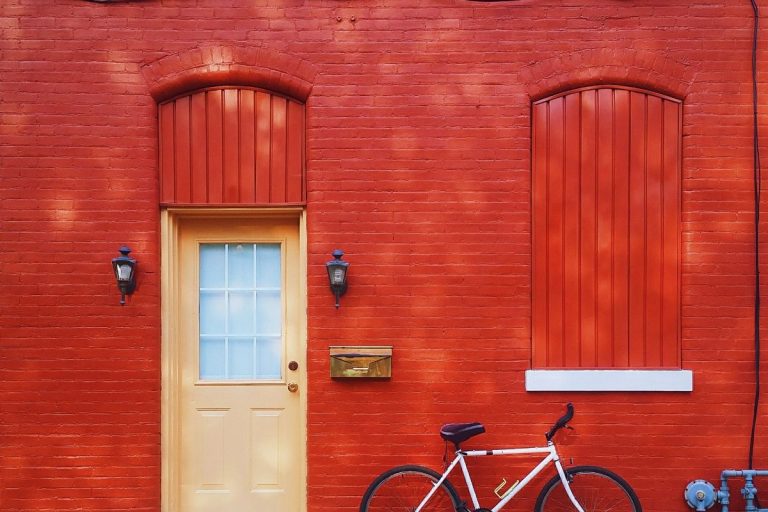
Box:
[534,465,642,512]
[360,465,462,512]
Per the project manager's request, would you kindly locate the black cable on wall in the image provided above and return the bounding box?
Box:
[749,0,762,471]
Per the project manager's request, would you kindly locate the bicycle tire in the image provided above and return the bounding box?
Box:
[534,465,642,512]
[359,464,463,512]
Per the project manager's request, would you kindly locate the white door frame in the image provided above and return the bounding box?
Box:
[160,207,307,512]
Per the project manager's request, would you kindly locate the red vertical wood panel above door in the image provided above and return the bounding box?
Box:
[238,89,256,204]
[190,93,208,204]
[532,86,682,369]
[255,91,272,204]
[173,95,192,204]
[205,89,224,204]
[222,88,241,204]
[158,87,306,206]
[159,102,176,204]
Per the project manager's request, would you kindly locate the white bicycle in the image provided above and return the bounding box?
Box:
[359,403,642,512]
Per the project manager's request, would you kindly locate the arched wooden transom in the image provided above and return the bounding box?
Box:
[159,87,305,206]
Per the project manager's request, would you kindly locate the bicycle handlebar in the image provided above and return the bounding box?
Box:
[545,402,574,441]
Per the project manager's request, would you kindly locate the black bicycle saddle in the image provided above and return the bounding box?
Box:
[440,422,485,447]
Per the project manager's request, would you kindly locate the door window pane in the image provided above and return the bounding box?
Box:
[228,244,254,288]
[200,291,226,335]
[228,337,255,380]
[200,337,226,380]
[228,291,254,335]
[256,337,282,379]
[200,245,226,288]
[199,243,282,381]
[255,244,281,288]
[256,290,281,335]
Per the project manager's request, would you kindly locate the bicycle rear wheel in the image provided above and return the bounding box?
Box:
[534,465,642,512]
[359,464,462,512]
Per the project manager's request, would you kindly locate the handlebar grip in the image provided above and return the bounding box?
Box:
[545,402,575,441]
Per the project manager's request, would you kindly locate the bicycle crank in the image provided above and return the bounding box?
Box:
[454,506,491,512]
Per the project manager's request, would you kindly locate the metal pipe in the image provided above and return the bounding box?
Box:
[722,470,768,477]
[718,470,768,512]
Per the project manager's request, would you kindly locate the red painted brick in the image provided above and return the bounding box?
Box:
[2,1,767,511]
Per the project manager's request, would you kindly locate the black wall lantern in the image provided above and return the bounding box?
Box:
[326,249,349,308]
[112,246,137,305]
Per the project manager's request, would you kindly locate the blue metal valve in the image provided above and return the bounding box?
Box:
[685,480,717,511]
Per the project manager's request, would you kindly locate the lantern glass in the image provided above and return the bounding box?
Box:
[331,267,346,285]
[116,263,133,282]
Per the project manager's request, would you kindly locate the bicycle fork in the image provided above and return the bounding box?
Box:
[553,458,586,512]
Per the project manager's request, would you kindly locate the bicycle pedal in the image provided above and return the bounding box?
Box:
[493,478,520,499]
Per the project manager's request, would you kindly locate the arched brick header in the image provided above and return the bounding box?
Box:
[142,45,317,103]
[520,48,694,101]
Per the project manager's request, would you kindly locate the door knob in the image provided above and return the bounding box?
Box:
[287,382,299,393]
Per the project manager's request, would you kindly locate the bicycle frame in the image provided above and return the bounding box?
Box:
[416,441,585,512]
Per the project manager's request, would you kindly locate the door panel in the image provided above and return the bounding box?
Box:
[175,216,303,512]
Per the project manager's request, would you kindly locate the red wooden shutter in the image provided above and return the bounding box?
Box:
[532,86,681,369]
[159,87,305,206]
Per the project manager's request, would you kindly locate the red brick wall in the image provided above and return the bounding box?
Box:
[1,1,766,511]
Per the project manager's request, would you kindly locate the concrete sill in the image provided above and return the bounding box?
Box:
[525,369,693,392]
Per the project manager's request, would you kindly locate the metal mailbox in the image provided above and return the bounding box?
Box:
[330,346,392,378]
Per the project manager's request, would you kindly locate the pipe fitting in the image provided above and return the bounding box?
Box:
[685,480,717,511]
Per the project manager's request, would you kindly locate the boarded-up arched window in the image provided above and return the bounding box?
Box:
[159,87,305,206]
[531,86,681,370]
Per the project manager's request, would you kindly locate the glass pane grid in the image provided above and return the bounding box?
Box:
[198,243,283,381]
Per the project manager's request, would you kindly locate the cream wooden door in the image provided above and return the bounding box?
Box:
[174,216,304,512]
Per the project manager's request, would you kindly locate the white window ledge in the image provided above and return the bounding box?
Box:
[525,369,693,392]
